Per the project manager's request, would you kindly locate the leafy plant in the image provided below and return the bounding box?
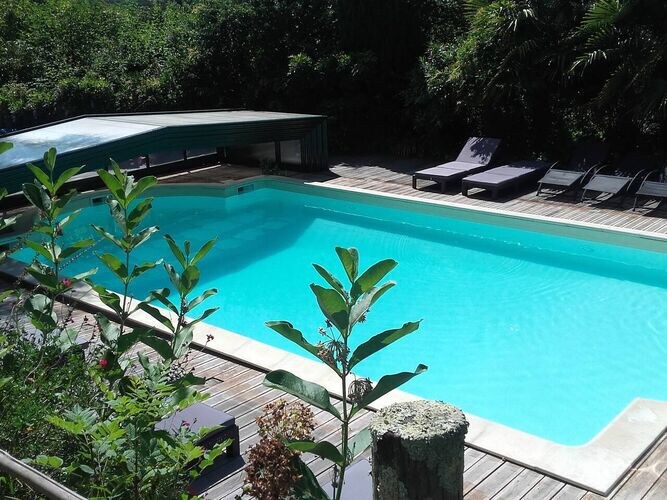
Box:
[89,160,161,382]
[241,399,316,500]
[138,233,219,365]
[91,162,220,391]
[262,247,426,499]
[39,373,229,499]
[19,147,96,354]
[573,0,667,128]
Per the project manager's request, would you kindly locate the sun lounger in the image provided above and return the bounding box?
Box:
[536,141,610,197]
[156,402,240,457]
[632,169,667,210]
[462,160,553,199]
[412,137,502,192]
[581,152,654,204]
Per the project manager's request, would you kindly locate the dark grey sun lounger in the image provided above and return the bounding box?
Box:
[632,169,667,210]
[536,141,610,197]
[412,137,502,192]
[581,152,654,204]
[462,160,553,199]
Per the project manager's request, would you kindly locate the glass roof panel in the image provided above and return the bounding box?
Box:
[0,118,159,169]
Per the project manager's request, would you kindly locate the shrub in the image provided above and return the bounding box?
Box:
[242,400,316,500]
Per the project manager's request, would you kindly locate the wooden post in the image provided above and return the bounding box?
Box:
[369,400,468,500]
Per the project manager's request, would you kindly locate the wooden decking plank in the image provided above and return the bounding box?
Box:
[463,455,504,495]
[465,461,523,499]
[521,476,566,500]
[465,447,487,470]
[491,468,544,499]
[609,432,667,500]
[642,469,667,500]
[551,484,588,500]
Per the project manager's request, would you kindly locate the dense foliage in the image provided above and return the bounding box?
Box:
[0,143,228,499]
[1,0,665,157]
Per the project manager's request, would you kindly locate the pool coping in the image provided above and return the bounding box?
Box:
[4,176,667,495]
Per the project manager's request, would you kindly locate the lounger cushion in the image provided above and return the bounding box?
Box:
[582,174,631,195]
[455,137,502,166]
[464,161,550,187]
[539,169,585,187]
[415,161,486,179]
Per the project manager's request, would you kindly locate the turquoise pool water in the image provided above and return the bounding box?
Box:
[13,181,667,445]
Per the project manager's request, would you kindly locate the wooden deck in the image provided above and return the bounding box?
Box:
[158,154,667,235]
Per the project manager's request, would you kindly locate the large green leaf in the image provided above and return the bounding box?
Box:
[22,182,49,211]
[263,370,340,419]
[190,307,218,325]
[97,169,124,202]
[310,284,349,334]
[349,364,428,417]
[335,246,359,283]
[129,225,159,249]
[265,321,321,357]
[138,331,174,360]
[53,166,83,193]
[43,147,57,171]
[92,225,124,250]
[187,288,217,311]
[25,264,60,290]
[57,328,79,354]
[287,440,344,466]
[181,264,200,292]
[192,238,217,266]
[348,321,421,369]
[24,294,57,332]
[137,302,175,332]
[126,197,153,231]
[146,288,178,314]
[349,281,395,326]
[164,234,186,268]
[27,163,53,191]
[350,259,397,302]
[60,238,95,260]
[24,239,55,262]
[91,285,123,315]
[127,175,157,204]
[312,263,345,296]
[98,253,128,282]
[292,457,330,500]
[0,142,12,154]
[130,259,162,280]
[172,324,194,359]
[97,314,120,344]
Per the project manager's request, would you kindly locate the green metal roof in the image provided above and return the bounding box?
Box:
[0,109,327,193]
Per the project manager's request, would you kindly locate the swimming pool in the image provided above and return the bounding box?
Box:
[12,179,667,446]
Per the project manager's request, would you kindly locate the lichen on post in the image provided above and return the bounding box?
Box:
[369,400,469,500]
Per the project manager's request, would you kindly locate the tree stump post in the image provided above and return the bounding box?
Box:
[369,400,468,500]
